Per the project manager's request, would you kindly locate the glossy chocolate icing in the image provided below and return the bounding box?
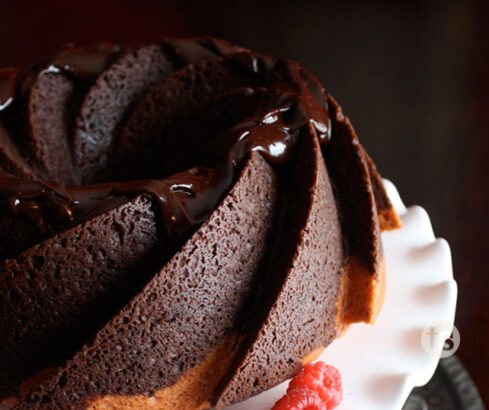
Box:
[0,69,17,112]
[0,44,121,114]
[0,37,331,243]
[49,43,122,82]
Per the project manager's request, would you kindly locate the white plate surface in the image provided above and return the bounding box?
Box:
[227,179,457,410]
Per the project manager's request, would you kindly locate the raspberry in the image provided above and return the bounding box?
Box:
[272,388,327,410]
[288,362,343,408]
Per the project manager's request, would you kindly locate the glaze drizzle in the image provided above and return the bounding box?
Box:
[0,37,330,242]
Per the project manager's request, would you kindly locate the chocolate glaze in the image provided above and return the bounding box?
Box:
[0,69,17,112]
[164,37,222,66]
[0,37,332,245]
[0,44,122,115]
[46,42,122,83]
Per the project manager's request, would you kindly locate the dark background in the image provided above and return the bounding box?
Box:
[1,0,487,405]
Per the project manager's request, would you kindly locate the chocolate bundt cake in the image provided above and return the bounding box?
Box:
[0,37,401,409]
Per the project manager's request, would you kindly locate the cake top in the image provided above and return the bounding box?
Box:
[0,37,332,244]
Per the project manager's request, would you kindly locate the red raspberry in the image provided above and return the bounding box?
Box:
[272,388,327,410]
[288,362,343,408]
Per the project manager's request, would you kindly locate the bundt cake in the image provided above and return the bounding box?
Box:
[0,37,401,409]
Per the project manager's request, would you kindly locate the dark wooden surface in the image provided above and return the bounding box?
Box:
[1,0,487,406]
